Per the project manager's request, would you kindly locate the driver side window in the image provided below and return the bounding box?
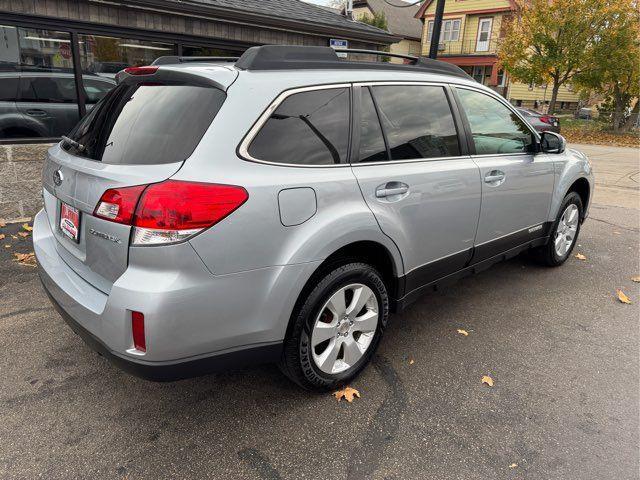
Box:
[456,88,534,155]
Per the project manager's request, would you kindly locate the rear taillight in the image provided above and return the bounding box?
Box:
[131,311,146,352]
[94,185,147,224]
[94,180,248,246]
[123,66,158,76]
[539,115,554,125]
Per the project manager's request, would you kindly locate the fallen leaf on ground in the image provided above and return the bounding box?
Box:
[616,289,632,304]
[631,276,640,283]
[574,253,587,260]
[4,244,10,248]
[17,231,29,238]
[613,231,621,235]
[22,223,33,232]
[333,386,360,403]
[457,328,469,336]
[11,235,17,239]
[509,463,518,469]
[0,221,5,228]
[408,359,415,365]
[0,234,4,240]
[14,252,37,267]
[481,375,494,387]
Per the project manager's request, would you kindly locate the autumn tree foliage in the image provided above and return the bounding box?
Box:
[574,0,639,132]
[498,0,611,114]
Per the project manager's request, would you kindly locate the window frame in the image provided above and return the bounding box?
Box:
[350,81,470,166]
[451,85,540,158]
[237,83,353,168]
[427,19,462,43]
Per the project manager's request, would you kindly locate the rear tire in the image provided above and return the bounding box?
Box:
[535,192,583,266]
[280,262,389,391]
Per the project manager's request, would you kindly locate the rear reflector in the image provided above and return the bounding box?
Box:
[123,66,158,76]
[94,180,248,246]
[132,311,146,352]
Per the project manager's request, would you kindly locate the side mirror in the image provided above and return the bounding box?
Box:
[540,131,566,154]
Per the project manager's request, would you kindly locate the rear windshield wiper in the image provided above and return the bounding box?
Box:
[61,135,85,152]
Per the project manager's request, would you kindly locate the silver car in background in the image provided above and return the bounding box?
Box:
[34,46,594,390]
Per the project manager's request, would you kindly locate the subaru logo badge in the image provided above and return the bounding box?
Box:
[53,169,63,186]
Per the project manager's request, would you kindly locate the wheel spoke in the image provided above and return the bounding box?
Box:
[342,339,364,366]
[326,290,346,317]
[566,205,579,225]
[316,338,340,372]
[312,321,337,347]
[346,286,373,318]
[353,309,378,333]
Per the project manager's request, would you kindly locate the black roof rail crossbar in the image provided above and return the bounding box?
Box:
[334,48,418,63]
[152,56,240,66]
[234,46,472,80]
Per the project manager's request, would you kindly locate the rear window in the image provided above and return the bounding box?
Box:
[64,83,225,165]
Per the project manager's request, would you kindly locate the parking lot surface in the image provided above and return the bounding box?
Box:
[0,144,638,479]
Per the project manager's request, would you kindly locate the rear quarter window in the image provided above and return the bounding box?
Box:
[64,83,226,165]
[247,87,350,165]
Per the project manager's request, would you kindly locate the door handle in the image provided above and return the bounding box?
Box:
[484,170,506,185]
[26,109,47,117]
[376,182,409,198]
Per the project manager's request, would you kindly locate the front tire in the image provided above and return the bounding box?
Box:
[536,192,583,266]
[280,262,389,391]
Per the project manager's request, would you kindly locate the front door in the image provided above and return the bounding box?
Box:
[454,87,555,262]
[351,84,481,293]
[476,18,493,52]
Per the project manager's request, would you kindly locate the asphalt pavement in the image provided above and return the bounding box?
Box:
[0,143,638,479]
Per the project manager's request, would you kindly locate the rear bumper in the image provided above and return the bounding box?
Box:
[41,281,281,381]
[33,208,315,380]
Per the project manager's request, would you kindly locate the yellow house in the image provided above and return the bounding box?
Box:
[350,0,423,64]
[415,0,581,111]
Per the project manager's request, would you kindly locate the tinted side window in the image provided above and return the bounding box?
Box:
[19,76,77,103]
[457,88,534,155]
[248,88,350,165]
[0,77,19,101]
[371,85,460,161]
[357,87,388,163]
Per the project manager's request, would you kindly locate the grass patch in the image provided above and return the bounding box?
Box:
[559,116,639,147]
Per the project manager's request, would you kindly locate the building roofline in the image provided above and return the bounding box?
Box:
[114,0,401,45]
[415,0,516,19]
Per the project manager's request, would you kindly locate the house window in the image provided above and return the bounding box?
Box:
[427,19,461,43]
[497,69,506,87]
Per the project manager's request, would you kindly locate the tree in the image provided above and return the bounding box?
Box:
[359,11,389,31]
[574,0,640,132]
[499,0,610,114]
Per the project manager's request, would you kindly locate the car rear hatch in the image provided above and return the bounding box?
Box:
[41,64,235,293]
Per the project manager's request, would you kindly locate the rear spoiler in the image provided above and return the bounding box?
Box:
[115,65,233,91]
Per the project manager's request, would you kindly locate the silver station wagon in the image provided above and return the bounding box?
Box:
[34,46,594,390]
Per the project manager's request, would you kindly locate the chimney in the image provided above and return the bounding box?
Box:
[345,0,354,20]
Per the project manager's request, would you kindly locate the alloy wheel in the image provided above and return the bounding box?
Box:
[554,203,579,257]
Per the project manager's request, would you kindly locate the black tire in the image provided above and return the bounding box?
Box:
[535,191,583,266]
[280,262,389,391]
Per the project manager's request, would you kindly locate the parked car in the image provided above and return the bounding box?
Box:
[34,46,594,390]
[0,71,115,139]
[516,107,561,133]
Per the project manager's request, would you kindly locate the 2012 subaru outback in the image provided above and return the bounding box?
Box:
[34,46,594,390]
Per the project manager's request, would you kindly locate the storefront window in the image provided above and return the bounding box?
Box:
[0,25,79,139]
[79,35,175,79]
[182,45,243,58]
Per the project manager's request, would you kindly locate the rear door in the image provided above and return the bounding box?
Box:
[350,83,481,293]
[17,74,80,137]
[42,72,229,292]
[454,86,555,262]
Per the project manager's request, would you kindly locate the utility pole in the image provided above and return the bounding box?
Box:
[428,0,446,59]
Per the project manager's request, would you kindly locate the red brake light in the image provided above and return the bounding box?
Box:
[94,180,248,245]
[124,66,158,76]
[133,181,248,230]
[131,311,146,352]
[94,185,147,224]
[539,115,553,125]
